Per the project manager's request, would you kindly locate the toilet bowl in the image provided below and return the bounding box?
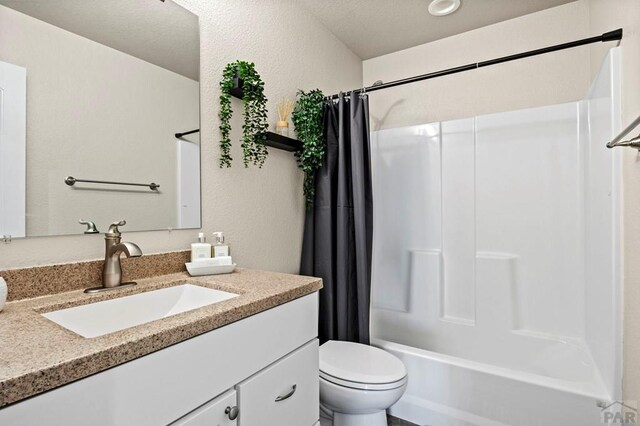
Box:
[319,341,408,426]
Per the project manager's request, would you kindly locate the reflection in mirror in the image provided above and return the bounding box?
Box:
[0,0,200,238]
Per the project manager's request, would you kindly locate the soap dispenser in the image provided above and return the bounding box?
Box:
[212,232,230,257]
[191,233,212,262]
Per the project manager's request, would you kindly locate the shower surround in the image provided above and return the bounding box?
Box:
[370,49,621,425]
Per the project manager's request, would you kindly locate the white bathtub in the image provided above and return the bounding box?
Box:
[375,339,609,426]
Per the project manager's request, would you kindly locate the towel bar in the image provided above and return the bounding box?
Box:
[607,115,640,150]
[65,176,159,191]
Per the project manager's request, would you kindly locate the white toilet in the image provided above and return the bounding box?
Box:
[319,340,408,426]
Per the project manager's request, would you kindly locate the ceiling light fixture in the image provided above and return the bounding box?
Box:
[428,0,461,17]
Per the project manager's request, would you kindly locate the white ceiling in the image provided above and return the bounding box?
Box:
[298,0,577,59]
[0,0,199,80]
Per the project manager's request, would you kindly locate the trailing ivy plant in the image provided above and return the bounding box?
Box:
[219,61,269,168]
[292,89,325,208]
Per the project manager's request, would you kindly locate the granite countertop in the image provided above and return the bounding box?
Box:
[0,268,322,408]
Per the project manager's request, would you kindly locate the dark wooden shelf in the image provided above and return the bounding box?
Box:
[230,76,301,152]
[263,132,301,152]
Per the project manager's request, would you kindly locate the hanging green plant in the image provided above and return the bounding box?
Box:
[292,89,325,208]
[219,60,269,168]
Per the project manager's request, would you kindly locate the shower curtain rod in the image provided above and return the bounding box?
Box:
[327,28,623,100]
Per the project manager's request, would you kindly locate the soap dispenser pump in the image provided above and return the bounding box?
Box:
[212,232,230,257]
[191,233,212,262]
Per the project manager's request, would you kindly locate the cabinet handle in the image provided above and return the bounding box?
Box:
[225,406,239,420]
[275,384,297,402]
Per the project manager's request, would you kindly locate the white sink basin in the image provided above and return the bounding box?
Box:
[42,284,238,338]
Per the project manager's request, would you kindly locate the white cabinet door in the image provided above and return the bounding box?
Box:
[170,389,238,426]
[237,339,319,426]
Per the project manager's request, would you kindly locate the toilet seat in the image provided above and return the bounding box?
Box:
[319,341,407,391]
[320,370,407,391]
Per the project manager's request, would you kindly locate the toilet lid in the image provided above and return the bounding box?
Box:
[319,341,407,386]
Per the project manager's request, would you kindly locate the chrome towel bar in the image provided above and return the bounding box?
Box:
[607,115,640,150]
[65,176,160,191]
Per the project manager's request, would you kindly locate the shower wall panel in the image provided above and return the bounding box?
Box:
[441,119,476,325]
[371,124,441,313]
[372,103,585,348]
[583,49,621,399]
[475,103,584,339]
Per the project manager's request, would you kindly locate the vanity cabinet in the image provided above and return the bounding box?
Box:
[0,293,319,426]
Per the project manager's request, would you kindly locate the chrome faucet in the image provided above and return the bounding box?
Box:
[85,220,142,293]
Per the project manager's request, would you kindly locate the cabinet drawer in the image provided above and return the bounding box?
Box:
[237,339,319,426]
[170,389,238,426]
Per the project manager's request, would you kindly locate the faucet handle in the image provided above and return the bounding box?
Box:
[78,219,99,234]
[106,220,126,236]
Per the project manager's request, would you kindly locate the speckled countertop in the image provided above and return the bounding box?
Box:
[0,268,322,407]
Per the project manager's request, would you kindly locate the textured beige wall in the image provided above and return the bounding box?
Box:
[0,5,199,236]
[363,1,591,130]
[0,0,362,272]
[587,0,640,404]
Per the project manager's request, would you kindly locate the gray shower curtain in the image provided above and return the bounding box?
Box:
[300,92,373,345]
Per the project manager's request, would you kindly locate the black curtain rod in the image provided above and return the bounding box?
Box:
[328,28,623,100]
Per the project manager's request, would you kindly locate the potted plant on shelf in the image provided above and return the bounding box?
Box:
[219,60,269,168]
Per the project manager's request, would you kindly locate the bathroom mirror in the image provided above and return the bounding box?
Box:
[0,0,200,238]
